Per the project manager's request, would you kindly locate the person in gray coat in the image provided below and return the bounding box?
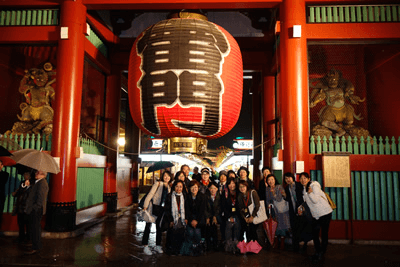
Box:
[24,170,49,255]
[142,170,172,255]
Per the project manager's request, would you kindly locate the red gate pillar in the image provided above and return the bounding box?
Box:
[103,69,121,213]
[46,0,86,232]
[279,0,310,175]
[263,75,276,168]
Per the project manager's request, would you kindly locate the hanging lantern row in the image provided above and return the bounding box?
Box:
[128,16,243,140]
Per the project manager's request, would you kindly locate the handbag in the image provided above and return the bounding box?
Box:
[248,190,268,224]
[273,198,289,213]
[152,204,164,217]
[138,209,156,223]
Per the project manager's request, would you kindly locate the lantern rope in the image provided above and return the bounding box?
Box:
[80,132,139,155]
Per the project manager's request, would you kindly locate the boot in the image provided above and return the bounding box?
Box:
[280,237,285,250]
[272,237,279,249]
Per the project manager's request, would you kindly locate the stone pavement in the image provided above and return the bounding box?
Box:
[0,208,399,267]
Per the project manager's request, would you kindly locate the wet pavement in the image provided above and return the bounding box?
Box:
[0,208,399,267]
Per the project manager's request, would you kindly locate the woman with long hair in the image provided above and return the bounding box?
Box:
[221,177,241,254]
[173,170,189,195]
[265,174,290,250]
[238,180,260,243]
[299,172,333,262]
[164,180,187,255]
[142,170,173,255]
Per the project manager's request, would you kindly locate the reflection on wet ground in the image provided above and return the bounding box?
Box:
[0,209,399,266]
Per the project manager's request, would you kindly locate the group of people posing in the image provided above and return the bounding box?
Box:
[140,165,333,262]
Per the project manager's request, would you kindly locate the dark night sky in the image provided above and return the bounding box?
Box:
[208,78,253,149]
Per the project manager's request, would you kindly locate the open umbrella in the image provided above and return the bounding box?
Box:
[245,240,262,254]
[0,145,12,156]
[146,161,174,173]
[263,206,278,246]
[11,149,60,174]
[0,156,16,167]
[236,240,247,254]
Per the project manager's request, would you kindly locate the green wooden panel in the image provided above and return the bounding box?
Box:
[6,10,11,25]
[336,187,343,220]
[310,7,315,23]
[42,10,48,25]
[385,136,391,155]
[32,10,37,26]
[0,11,5,25]
[393,172,400,221]
[76,168,104,210]
[361,171,368,220]
[347,136,353,153]
[316,136,322,154]
[391,137,397,155]
[317,170,323,185]
[339,6,344,22]
[335,136,340,152]
[354,137,359,154]
[333,7,339,22]
[374,171,381,220]
[380,6,386,22]
[373,137,378,154]
[37,10,42,25]
[321,7,327,23]
[355,172,362,220]
[322,136,328,152]
[387,172,394,221]
[327,7,333,22]
[310,136,315,154]
[47,9,52,25]
[367,171,375,220]
[52,10,58,25]
[329,188,337,220]
[11,10,16,25]
[345,6,350,22]
[16,10,21,25]
[316,7,321,23]
[368,6,374,22]
[311,170,317,182]
[328,136,334,151]
[360,137,365,154]
[356,6,362,22]
[380,171,388,220]
[393,6,398,22]
[343,187,350,220]
[379,136,384,155]
[374,6,380,22]
[26,10,31,26]
[350,6,356,22]
[362,6,368,22]
[21,10,26,25]
[387,6,392,22]
[351,172,355,219]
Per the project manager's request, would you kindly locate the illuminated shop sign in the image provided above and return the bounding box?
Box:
[233,139,253,150]
[151,139,163,149]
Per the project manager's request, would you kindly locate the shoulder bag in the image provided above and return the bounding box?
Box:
[248,190,268,224]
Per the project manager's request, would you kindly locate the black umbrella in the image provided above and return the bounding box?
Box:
[0,145,12,156]
[146,161,174,173]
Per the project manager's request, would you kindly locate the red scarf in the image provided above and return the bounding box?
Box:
[201,179,210,186]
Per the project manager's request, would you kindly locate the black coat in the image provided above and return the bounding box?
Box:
[185,192,207,226]
[205,191,221,219]
[221,190,239,219]
[284,182,304,226]
[164,192,186,224]
[258,179,267,201]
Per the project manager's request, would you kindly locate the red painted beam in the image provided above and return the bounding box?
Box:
[83,0,281,10]
[87,13,119,44]
[84,38,111,75]
[309,154,400,172]
[307,23,400,40]
[0,26,58,43]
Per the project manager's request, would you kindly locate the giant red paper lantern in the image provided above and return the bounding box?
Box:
[128,18,242,139]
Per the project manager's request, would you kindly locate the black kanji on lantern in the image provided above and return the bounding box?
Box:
[136,18,230,136]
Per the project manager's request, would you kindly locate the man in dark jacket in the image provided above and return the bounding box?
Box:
[24,170,49,255]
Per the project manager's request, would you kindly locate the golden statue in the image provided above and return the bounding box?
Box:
[310,68,369,139]
[9,63,56,135]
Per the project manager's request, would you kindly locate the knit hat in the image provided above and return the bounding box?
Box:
[201,168,210,174]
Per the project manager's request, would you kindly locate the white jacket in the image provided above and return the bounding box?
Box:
[303,181,332,220]
[144,181,171,215]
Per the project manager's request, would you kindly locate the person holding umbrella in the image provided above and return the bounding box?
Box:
[24,170,49,254]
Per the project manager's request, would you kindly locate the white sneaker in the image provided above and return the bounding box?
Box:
[143,246,152,255]
[155,245,163,254]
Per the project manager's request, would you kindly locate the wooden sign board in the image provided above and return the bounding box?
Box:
[322,152,351,188]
